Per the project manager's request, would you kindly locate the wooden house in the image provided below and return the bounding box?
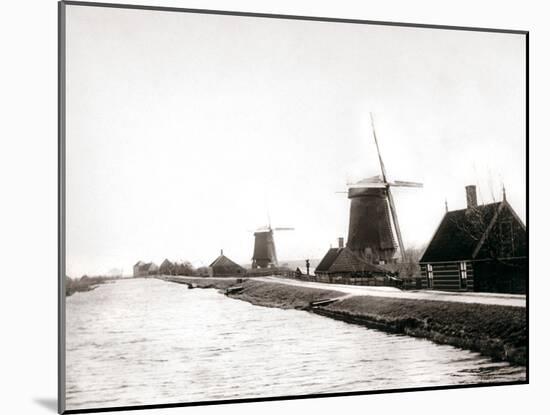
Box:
[133,261,159,277]
[208,250,245,277]
[133,261,146,277]
[146,262,159,275]
[419,186,526,293]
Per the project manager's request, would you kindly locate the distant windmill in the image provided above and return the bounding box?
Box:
[340,113,422,264]
[250,219,294,268]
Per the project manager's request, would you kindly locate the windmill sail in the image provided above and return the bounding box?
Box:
[370,113,407,261]
[386,186,406,262]
[344,113,422,264]
[370,113,389,183]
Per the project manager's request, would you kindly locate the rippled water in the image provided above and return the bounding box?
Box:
[65,278,525,410]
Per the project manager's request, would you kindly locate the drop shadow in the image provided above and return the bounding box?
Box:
[34,398,57,412]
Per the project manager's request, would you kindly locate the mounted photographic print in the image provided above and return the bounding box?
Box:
[58,1,528,413]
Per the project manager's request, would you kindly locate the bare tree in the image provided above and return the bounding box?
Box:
[195,266,209,277]
[174,261,196,276]
[396,246,425,277]
[450,187,524,268]
[452,204,513,263]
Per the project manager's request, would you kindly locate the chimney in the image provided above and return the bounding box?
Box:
[465,185,477,209]
[221,249,223,256]
[338,237,344,248]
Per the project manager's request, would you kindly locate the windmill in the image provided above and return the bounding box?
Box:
[343,113,422,264]
[251,220,294,269]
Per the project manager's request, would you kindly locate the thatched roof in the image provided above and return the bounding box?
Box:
[420,200,525,263]
[316,247,385,274]
[209,254,244,269]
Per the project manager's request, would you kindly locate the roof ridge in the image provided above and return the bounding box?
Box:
[447,201,502,214]
[209,254,243,268]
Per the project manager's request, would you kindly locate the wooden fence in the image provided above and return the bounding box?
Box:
[292,274,423,289]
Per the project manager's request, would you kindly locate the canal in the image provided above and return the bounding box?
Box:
[65,278,525,410]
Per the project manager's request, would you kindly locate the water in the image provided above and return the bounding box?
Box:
[65,278,525,410]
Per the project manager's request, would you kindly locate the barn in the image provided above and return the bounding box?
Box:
[419,185,526,293]
[208,250,246,277]
[133,261,146,277]
[133,261,159,277]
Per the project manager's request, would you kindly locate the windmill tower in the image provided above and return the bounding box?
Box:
[345,114,422,264]
[251,223,294,269]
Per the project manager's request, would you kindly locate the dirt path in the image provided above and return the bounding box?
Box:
[255,276,526,307]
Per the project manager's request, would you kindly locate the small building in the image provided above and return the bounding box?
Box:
[145,262,159,276]
[133,261,159,277]
[133,261,146,277]
[419,185,526,293]
[315,245,386,283]
[159,259,175,275]
[208,250,246,277]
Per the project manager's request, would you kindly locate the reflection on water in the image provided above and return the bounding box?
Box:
[66,278,525,410]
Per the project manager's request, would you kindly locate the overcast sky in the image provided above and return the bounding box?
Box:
[65,4,526,277]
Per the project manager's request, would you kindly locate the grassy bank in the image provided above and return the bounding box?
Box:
[167,277,527,365]
[65,276,120,296]
[319,296,526,365]
[161,276,239,291]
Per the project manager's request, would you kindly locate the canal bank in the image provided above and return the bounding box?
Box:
[163,276,526,366]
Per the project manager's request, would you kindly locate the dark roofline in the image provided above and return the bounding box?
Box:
[315,248,340,272]
[419,198,528,263]
[472,202,504,258]
[418,210,447,263]
[503,199,526,231]
[316,247,386,274]
[419,201,502,263]
[209,254,244,269]
[446,201,501,214]
[472,200,526,258]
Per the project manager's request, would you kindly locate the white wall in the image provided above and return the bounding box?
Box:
[0,1,546,415]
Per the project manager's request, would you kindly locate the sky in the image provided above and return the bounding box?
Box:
[65,4,526,277]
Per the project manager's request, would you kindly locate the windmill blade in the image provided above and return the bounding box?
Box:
[370,112,389,182]
[347,175,388,189]
[273,227,294,231]
[347,182,388,189]
[390,180,424,188]
[386,187,407,262]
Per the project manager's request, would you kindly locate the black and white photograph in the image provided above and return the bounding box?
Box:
[8,0,550,414]
[57,1,529,413]
[50,0,532,413]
